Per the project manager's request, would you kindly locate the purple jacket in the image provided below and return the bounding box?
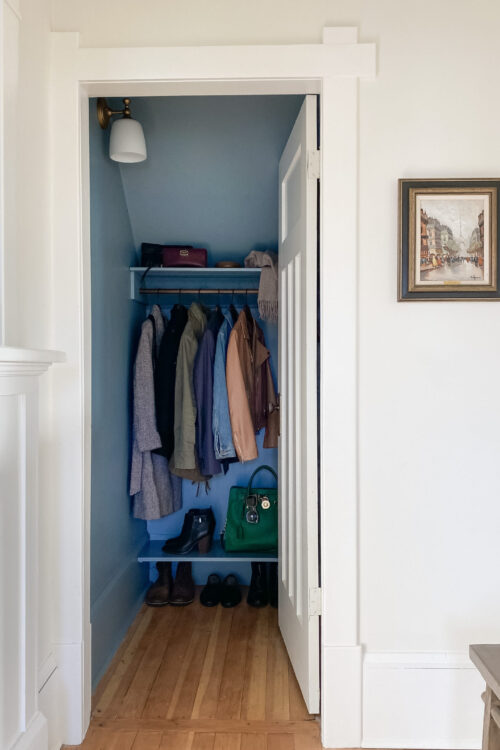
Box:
[193,307,224,477]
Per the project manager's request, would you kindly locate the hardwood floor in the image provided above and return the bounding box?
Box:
[66,597,321,750]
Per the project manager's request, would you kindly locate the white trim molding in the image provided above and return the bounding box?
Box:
[362,650,483,749]
[0,347,65,377]
[49,28,376,747]
[0,348,63,750]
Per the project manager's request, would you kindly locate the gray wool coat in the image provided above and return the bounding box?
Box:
[129,305,182,520]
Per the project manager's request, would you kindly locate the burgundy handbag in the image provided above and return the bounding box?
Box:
[141,243,194,267]
[162,246,207,268]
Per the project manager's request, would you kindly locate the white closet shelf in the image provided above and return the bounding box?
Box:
[138,539,278,563]
[130,266,262,302]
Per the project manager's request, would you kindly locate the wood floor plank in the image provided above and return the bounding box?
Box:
[240,733,267,750]
[101,611,164,720]
[96,719,318,735]
[191,607,234,719]
[213,733,241,750]
[216,605,255,720]
[132,730,163,749]
[88,728,137,750]
[92,605,151,711]
[292,732,323,750]
[167,626,211,719]
[142,606,194,719]
[265,625,290,720]
[191,733,216,750]
[159,731,194,750]
[118,608,177,719]
[266,734,295,750]
[241,607,269,721]
[93,606,155,718]
[70,600,319,750]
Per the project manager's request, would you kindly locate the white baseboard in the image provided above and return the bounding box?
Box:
[38,652,57,692]
[321,644,363,748]
[38,665,62,750]
[362,651,484,749]
[10,711,48,750]
[55,641,87,746]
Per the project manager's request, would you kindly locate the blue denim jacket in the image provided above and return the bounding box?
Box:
[213,313,237,460]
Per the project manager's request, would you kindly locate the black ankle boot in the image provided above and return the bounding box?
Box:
[267,562,278,608]
[247,562,268,607]
[162,508,215,554]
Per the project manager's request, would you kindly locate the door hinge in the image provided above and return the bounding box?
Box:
[307,149,321,180]
[309,586,322,616]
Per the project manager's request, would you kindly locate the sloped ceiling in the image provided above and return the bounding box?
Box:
[100,95,304,265]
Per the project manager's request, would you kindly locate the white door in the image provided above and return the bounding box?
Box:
[278,95,320,714]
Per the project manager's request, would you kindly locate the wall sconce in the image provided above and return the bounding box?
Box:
[97,97,147,163]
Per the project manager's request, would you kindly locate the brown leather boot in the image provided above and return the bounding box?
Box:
[145,561,172,607]
[169,562,195,605]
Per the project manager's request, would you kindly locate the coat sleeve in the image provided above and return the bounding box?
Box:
[133,322,162,453]
[226,328,258,462]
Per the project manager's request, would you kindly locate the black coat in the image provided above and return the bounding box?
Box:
[154,304,188,458]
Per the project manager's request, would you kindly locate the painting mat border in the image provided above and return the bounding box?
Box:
[408,186,496,293]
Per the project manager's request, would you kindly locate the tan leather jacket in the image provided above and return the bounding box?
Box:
[226,307,279,462]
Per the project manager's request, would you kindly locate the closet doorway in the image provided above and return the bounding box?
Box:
[87,91,320,745]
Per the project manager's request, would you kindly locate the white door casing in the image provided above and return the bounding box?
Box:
[49,29,374,747]
[278,94,320,715]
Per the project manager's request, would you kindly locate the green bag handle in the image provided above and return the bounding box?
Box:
[247,465,278,496]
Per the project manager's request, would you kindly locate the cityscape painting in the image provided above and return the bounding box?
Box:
[416,194,489,286]
[399,180,499,300]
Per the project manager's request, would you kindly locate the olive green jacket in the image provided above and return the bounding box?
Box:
[170,302,208,482]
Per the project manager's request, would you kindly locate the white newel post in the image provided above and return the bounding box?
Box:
[0,348,64,750]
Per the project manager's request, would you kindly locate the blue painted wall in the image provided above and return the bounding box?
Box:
[118,95,303,265]
[89,99,149,690]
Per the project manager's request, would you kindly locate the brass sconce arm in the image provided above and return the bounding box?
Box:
[97,98,132,129]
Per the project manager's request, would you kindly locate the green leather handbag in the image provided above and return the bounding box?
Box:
[222,465,278,552]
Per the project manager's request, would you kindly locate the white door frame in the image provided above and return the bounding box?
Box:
[49,28,375,748]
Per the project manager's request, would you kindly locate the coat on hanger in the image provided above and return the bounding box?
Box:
[193,306,224,477]
[129,305,182,520]
[170,302,208,482]
[226,307,279,462]
[154,303,188,459]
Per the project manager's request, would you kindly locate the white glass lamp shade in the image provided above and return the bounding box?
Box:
[109,118,147,163]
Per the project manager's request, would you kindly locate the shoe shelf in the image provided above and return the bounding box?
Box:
[130,267,262,302]
[137,539,278,563]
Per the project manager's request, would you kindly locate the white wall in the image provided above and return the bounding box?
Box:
[50,0,355,47]
[357,2,500,744]
[3,1,63,749]
[11,0,499,746]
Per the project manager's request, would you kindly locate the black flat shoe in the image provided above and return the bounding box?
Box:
[247,562,268,608]
[220,574,241,608]
[200,573,222,607]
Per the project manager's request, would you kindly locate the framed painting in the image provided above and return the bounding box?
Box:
[398,179,500,300]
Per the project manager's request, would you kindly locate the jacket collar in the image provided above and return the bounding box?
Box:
[188,302,207,339]
[150,304,165,338]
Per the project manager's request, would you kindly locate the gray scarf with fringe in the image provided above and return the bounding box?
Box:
[244,250,278,322]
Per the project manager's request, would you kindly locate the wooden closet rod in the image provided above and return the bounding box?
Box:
[139,288,259,295]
